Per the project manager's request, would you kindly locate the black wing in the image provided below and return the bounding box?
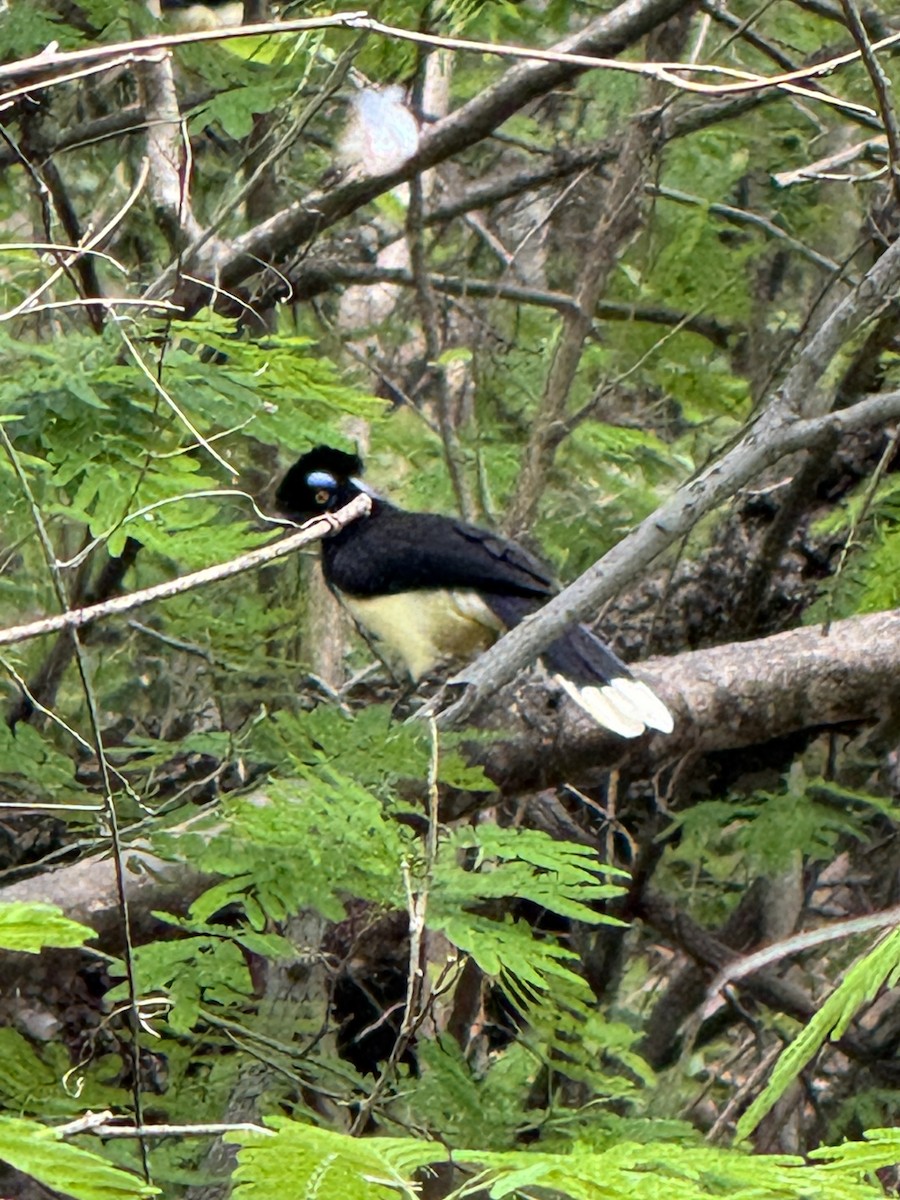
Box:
[322,506,555,601]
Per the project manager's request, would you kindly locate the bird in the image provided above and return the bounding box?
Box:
[157,0,244,32]
[275,446,674,739]
[334,86,419,180]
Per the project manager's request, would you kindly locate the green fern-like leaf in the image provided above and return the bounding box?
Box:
[810,1126,900,1173]
[226,1122,888,1200]
[435,824,626,922]
[0,1117,156,1200]
[0,1030,129,1120]
[459,1138,886,1199]
[229,1118,443,1200]
[737,927,900,1136]
[106,936,255,1035]
[0,902,94,953]
[167,769,411,926]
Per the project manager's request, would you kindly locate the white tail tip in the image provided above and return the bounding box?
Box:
[609,677,675,734]
[554,674,674,738]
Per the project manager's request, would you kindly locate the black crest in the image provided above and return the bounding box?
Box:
[275,445,364,519]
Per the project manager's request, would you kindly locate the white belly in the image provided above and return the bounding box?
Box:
[340,589,504,681]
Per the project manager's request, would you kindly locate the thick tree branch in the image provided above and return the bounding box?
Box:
[0,849,211,952]
[433,314,900,726]
[425,146,619,227]
[473,608,900,793]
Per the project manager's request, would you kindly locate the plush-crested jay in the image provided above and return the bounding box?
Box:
[275,446,673,738]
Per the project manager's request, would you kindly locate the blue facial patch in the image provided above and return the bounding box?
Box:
[307,470,337,489]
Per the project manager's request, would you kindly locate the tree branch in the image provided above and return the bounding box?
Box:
[432,293,900,726]
[472,607,900,794]
[155,0,695,307]
[840,0,900,206]
[273,259,736,347]
[0,497,371,650]
[506,110,660,536]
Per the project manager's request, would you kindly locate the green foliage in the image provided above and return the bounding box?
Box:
[0,718,86,800]
[808,476,900,620]
[230,1118,440,1200]
[541,420,686,573]
[172,769,411,924]
[737,927,900,1137]
[0,1117,156,1200]
[459,1139,887,1200]
[811,1127,900,1176]
[522,1000,653,1097]
[107,935,256,1035]
[433,824,626,921]
[248,703,494,796]
[0,2,898,1196]
[391,1036,536,1149]
[0,902,95,953]
[664,768,873,893]
[0,8,83,56]
[157,735,620,1005]
[225,1116,892,1200]
[0,1029,130,1120]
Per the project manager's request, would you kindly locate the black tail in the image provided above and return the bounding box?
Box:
[484,595,673,738]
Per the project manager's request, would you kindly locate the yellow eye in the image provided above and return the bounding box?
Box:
[315,488,330,505]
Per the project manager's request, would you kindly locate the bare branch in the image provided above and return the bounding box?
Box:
[136,46,204,248]
[0,496,371,650]
[840,0,900,206]
[706,906,900,1004]
[273,259,736,346]
[506,112,661,536]
[435,381,900,726]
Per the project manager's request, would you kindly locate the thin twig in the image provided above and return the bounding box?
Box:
[348,723,439,1135]
[704,905,900,1009]
[0,495,372,649]
[2,9,895,111]
[55,1110,273,1139]
[0,427,152,1183]
[0,158,150,323]
[407,151,475,519]
[650,184,848,275]
[111,313,236,476]
[506,109,658,536]
[839,0,900,207]
[279,260,737,347]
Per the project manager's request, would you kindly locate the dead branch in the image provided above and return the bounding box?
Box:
[472,607,900,793]
[434,346,900,726]
[0,496,371,650]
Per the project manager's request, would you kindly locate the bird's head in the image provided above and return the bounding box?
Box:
[275,445,366,522]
